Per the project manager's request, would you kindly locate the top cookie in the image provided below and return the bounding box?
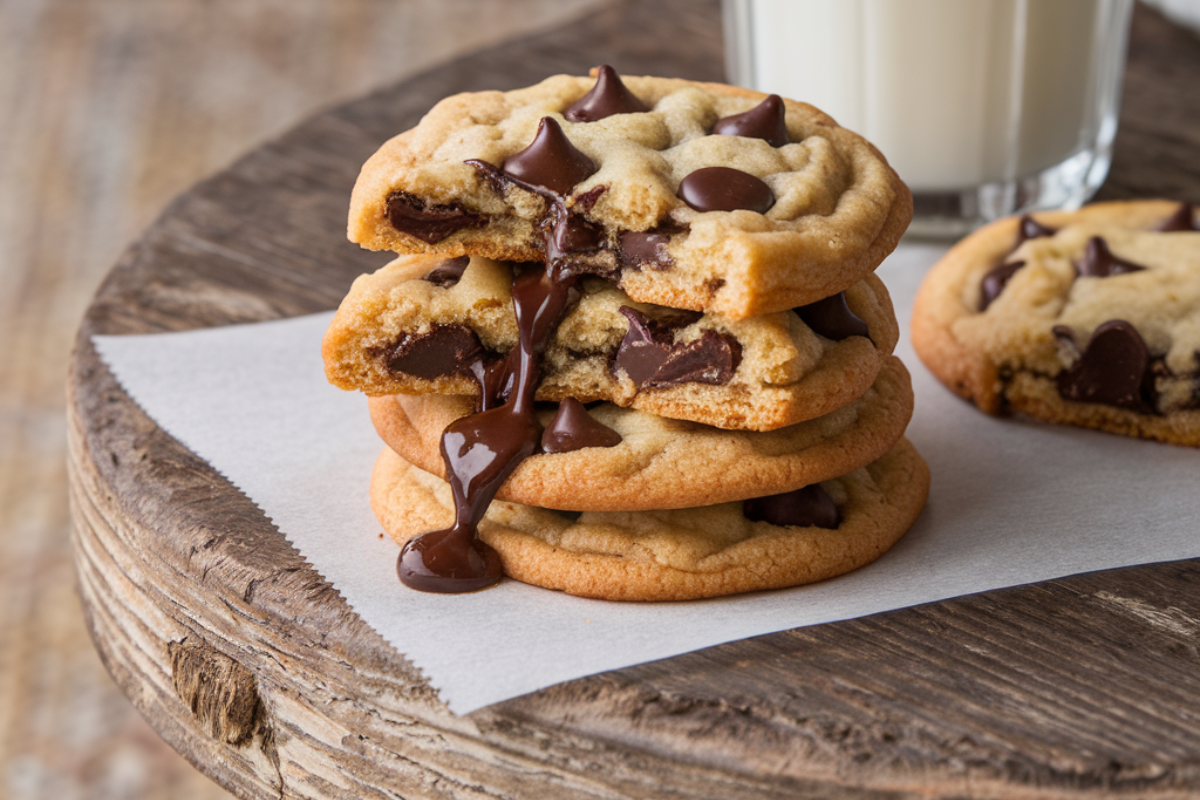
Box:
[911,200,1200,446]
[347,67,912,320]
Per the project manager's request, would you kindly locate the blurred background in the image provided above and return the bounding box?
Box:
[1,0,1197,798]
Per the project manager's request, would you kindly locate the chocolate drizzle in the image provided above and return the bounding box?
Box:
[743,484,840,529]
[423,255,471,288]
[1158,202,1196,232]
[564,65,648,122]
[1077,237,1146,278]
[386,192,486,244]
[713,95,789,147]
[614,306,741,388]
[1054,320,1155,412]
[677,166,774,214]
[541,398,622,453]
[502,117,597,195]
[795,292,869,341]
[979,261,1026,311]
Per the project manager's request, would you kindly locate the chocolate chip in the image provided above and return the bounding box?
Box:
[614,306,741,388]
[979,261,1026,311]
[1056,320,1154,412]
[618,230,673,270]
[713,94,789,147]
[540,397,623,453]
[423,256,471,288]
[1158,202,1196,232]
[1077,237,1146,278]
[743,484,840,529]
[563,65,648,122]
[503,117,597,196]
[386,192,486,244]
[1015,215,1057,247]
[795,292,870,341]
[383,324,484,380]
[677,167,774,214]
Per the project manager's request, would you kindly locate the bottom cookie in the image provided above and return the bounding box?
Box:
[370,438,930,602]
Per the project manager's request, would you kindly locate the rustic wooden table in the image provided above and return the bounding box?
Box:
[66,1,1200,798]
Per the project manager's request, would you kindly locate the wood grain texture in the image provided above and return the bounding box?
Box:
[64,1,1200,798]
[0,1,605,798]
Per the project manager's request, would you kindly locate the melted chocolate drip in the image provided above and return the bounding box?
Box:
[1055,320,1154,412]
[563,65,648,122]
[502,117,597,196]
[614,306,741,388]
[743,484,840,529]
[795,292,870,341]
[383,324,483,380]
[386,192,486,244]
[540,397,622,453]
[423,255,471,288]
[1077,237,1147,278]
[1015,215,1057,247]
[712,94,789,147]
[1159,202,1197,232]
[979,261,1026,311]
[677,166,774,214]
[618,230,673,270]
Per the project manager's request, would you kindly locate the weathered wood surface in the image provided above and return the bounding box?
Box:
[67,2,1200,798]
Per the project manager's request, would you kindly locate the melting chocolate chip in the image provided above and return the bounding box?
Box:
[614,306,741,388]
[712,94,789,147]
[397,529,503,594]
[540,397,623,453]
[979,261,1026,311]
[1077,237,1146,278]
[423,255,471,288]
[383,324,483,380]
[502,117,597,196]
[386,192,487,244]
[1015,215,1057,247]
[563,65,649,122]
[1056,320,1154,412]
[795,292,869,341]
[618,230,673,270]
[1158,202,1196,232]
[743,484,840,529]
[677,167,774,214]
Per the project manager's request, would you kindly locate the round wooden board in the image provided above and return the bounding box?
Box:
[68,2,1200,798]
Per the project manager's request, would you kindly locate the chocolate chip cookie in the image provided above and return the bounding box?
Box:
[912,200,1200,446]
[347,67,912,320]
[322,253,898,430]
[370,436,930,601]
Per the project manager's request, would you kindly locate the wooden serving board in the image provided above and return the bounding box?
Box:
[68,1,1200,797]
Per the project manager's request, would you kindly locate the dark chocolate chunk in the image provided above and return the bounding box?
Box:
[614,306,741,388]
[1056,320,1154,412]
[795,292,870,341]
[502,117,597,196]
[1015,215,1057,247]
[979,261,1026,311]
[1158,202,1196,232]
[713,94,789,147]
[386,192,486,244]
[743,484,840,529]
[618,230,673,270]
[1077,236,1146,278]
[563,65,648,122]
[540,397,623,453]
[383,324,483,380]
[677,166,774,214]
[423,255,471,288]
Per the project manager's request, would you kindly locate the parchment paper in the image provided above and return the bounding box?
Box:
[92,243,1200,714]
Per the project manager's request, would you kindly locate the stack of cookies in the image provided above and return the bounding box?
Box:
[323,67,930,601]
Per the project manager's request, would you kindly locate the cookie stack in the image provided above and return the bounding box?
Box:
[323,67,930,600]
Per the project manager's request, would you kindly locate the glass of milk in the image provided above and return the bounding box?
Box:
[723,0,1134,237]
